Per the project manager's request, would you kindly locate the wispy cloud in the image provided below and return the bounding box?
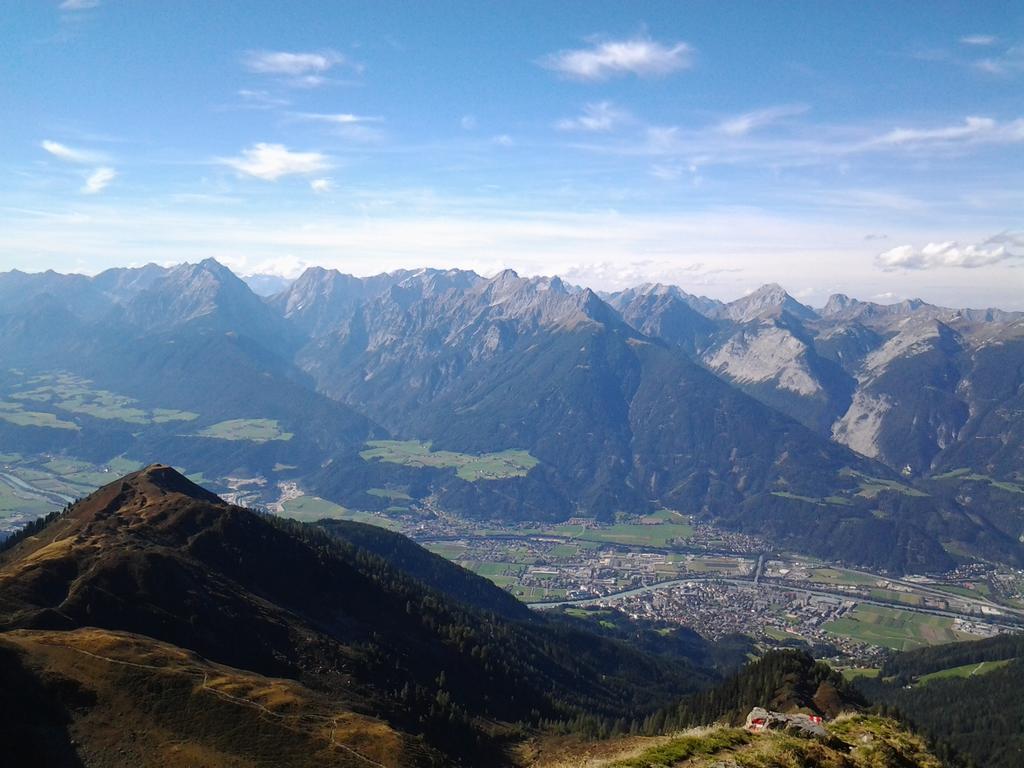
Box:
[58,0,100,10]
[41,139,105,164]
[961,34,997,46]
[243,50,343,76]
[876,236,1022,270]
[541,36,693,80]
[242,49,355,87]
[234,89,290,110]
[563,111,1024,179]
[556,101,630,132]
[292,112,381,125]
[82,167,116,194]
[310,178,333,193]
[219,143,330,181]
[972,46,1024,76]
[718,104,808,136]
[290,112,385,142]
[867,116,1024,148]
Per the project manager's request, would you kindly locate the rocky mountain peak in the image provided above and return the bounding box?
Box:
[822,293,857,315]
[726,284,817,323]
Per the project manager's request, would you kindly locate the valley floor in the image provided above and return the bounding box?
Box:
[3,448,1023,665]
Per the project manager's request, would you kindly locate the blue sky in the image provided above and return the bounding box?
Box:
[1,1,1022,307]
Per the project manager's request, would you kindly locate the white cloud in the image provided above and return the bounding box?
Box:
[290,112,385,142]
[961,34,997,46]
[243,50,344,76]
[649,163,684,181]
[541,36,693,80]
[556,101,630,132]
[868,116,1024,147]
[876,238,1021,270]
[41,139,105,164]
[81,167,116,194]
[219,143,330,181]
[972,46,1024,76]
[310,178,333,193]
[492,134,514,147]
[293,112,380,125]
[59,0,99,10]
[235,89,290,110]
[460,115,478,130]
[718,104,809,136]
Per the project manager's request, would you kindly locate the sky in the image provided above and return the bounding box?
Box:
[1,1,1022,308]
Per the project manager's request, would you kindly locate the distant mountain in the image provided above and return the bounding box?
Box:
[91,262,169,301]
[240,272,294,296]
[606,283,718,355]
[720,283,818,323]
[287,269,1002,572]
[0,466,718,764]
[607,283,1023,481]
[120,258,294,346]
[0,261,1022,571]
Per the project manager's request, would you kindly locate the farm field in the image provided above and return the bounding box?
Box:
[279,495,399,529]
[681,555,747,573]
[823,604,976,651]
[0,402,79,430]
[423,542,468,559]
[547,520,695,548]
[515,511,695,548]
[367,487,412,501]
[3,372,198,426]
[359,439,537,481]
[930,582,993,599]
[869,588,924,607]
[807,567,880,587]
[198,418,293,442]
[842,469,928,498]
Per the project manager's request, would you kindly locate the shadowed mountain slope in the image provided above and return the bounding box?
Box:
[0,465,720,764]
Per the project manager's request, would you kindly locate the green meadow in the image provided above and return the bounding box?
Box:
[360,439,537,481]
[824,604,974,651]
[198,418,293,442]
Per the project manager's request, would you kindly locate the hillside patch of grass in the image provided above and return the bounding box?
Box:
[4,373,200,426]
[609,728,750,767]
[933,468,1024,494]
[198,418,293,443]
[152,408,200,423]
[916,658,1012,685]
[366,487,412,501]
[360,439,537,481]
[0,402,79,431]
[279,495,399,529]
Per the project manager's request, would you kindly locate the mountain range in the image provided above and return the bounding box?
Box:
[1,260,1022,573]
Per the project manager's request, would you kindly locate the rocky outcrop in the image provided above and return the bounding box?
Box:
[745,707,828,739]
